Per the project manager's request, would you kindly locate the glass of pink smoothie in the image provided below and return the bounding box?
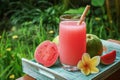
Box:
[59,20,86,71]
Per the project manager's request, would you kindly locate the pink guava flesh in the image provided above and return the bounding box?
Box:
[34,40,59,67]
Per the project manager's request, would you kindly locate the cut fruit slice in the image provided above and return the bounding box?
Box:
[101,50,116,65]
[34,40,59,67]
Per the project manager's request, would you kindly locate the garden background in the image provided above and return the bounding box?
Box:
[0,0,120,80]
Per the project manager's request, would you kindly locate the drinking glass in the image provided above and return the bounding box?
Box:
[59,14,86,71]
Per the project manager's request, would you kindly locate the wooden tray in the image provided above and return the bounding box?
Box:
[22,40,120,80]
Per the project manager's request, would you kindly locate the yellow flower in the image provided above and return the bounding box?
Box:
[9,74,15,79]
[95,17,101,21]
[48,30,54,34]
[6,48,11,51]
[11,26,16,32]
[77,53,100,75]
[12,35,18,39]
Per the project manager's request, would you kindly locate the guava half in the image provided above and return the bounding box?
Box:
[101,50,116,65]
[34,40,59,67]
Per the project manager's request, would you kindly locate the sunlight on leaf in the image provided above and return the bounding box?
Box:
[91,0,105,7]
[64,7,85,14]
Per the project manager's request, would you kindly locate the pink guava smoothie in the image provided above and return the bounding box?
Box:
[59,21,86,66]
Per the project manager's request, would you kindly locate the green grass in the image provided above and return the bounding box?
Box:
[0,3,61,79]
[0,22,57,79]
[86,16,120,40]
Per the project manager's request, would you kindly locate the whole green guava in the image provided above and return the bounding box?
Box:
[52,35,59,45]
[86,34,103,57]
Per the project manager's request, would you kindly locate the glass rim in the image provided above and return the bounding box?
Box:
[60,14,85,21]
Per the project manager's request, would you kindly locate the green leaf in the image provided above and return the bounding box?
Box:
[91,0,105,7]
[64,7,86,14]
[0,64,13,77]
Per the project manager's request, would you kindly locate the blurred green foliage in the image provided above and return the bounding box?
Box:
[91,0,105,7]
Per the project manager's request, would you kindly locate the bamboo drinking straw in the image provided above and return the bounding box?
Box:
[78,5,90,25]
